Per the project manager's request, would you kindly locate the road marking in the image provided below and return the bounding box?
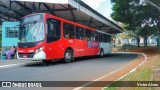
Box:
[73,52,146,90]
[0,64,21,69]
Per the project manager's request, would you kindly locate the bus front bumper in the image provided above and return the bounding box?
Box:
[17,51,46,61]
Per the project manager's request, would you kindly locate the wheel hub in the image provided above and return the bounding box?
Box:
[66,53,71,59]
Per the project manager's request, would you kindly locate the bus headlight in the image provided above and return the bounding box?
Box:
[35,47,44,54]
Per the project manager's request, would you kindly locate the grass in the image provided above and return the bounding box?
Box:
[105,46,160,90]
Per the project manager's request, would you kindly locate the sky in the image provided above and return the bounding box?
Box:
[82,0,113,20]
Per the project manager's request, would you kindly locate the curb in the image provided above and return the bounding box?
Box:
[102,52,147,90]
[0,63,26,69]
[72,52,144,90]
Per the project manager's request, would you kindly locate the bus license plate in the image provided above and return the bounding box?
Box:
[23,55,27,58]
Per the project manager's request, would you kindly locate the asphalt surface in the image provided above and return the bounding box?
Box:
[0,53,138,90]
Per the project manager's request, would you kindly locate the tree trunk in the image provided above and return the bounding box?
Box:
[144,36,148,47]
[157,35,160,49]
[137,37,140,47]
[157,19,160,49]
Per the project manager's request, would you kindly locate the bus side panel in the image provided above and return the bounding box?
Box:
[107,43,113,53]
[94,48,100,55]
[84,41,91,56]
[62,38,75,56]
[45,40,64,60]
[85,41,100,56]
[45,39,76,60]
[74,40,99,57]
[74,40,87,57]
[100,42,112,54]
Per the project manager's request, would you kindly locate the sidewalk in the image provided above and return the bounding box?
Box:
[0,59,36,66]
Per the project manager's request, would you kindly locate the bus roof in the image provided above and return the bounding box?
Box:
[0,0,123,34]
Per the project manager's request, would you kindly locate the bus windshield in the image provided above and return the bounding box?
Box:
[19,21,45,43]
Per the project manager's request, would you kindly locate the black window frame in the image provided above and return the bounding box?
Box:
[108,35,111,43]
[63,23,75,39]
[95,32,99,41]
[99,33,104,42]
[6,27,19,38]
[104,34,108,43]
[46,18,61,43]
[85,29,92,41]
[75,26,85,40]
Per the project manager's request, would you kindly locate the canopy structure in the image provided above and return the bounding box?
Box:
[0,0,123,34]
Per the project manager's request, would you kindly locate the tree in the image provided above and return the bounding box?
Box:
[111,0,160,47]
[111,0,142,47]
[144,0,160,47]
[144,0,160,12]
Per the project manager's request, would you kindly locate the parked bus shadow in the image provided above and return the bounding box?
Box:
[24,53,123,67]
[73,53,120,62]
[24,60,63,67]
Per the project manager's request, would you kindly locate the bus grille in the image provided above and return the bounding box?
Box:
[18,53,34,58]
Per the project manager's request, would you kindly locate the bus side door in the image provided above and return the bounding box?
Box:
[46,18,61,60]
[75,26,86,57]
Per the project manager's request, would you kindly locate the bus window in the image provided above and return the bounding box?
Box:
[64,23,75,39]
[103,34,106,43]
[91,32,96,41]
[95,32,99,41]
[99,33,104,42]
[46,18,60,43]
[85,30,92,41]
[76,26,84,40]
[108,35,111,43]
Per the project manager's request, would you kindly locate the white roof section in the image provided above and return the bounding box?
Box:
[0,0,122,34]
[12,0,69,4]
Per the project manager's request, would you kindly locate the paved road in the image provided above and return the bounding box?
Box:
[0,53,138,90]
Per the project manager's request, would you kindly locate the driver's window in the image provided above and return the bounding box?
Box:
[46,18,61,43]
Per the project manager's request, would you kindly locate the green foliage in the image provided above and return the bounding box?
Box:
[111,0,160,36]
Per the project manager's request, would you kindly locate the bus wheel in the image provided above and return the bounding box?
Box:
[100,49,104,57]
[42,60,51,65]
[64,49,73,63]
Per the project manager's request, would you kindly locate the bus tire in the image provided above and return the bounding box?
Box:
[99,49,104,57]
[63,49,73,63]
[42,60,51,65]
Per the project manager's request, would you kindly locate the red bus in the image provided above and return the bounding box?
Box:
[17,13,112,63]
